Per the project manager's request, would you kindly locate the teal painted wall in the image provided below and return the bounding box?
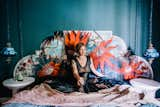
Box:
[21,0,121,55]
[1,0,151,79]
[17,0,150,56]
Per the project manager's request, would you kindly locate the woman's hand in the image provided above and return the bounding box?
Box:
[77,77,85,86]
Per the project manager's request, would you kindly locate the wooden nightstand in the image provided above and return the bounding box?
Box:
[2,77,35,96]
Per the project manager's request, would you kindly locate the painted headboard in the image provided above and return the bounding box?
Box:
[13,30,153,80]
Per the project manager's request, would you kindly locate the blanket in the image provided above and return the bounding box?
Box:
[3,83,160,107]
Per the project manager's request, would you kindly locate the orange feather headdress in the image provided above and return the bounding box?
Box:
[64,31,91,51]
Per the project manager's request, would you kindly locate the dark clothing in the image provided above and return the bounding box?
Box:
[75,56,91,74]
[39,56,127,93]
[74,56,93,81]
[73,56,112,92]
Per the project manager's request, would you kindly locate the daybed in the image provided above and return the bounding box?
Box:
[2,31,160,107]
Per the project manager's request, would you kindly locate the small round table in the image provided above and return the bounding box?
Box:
[3,77,35,96]
[130,78,160,98]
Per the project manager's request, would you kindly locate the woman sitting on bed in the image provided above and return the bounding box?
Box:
[71,42,114,93]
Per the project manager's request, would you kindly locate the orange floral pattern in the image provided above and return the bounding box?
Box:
[38,61,61,77]
[90,37,116,73]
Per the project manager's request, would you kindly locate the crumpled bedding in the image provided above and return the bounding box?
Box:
[3,83,160,107]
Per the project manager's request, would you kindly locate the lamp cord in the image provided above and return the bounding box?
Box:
[6,0,10,42]
[149,0,153,44]
[17,0,23,58]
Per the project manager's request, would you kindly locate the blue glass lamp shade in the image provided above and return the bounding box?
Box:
[144,43,159,59]
[0,42,17,57]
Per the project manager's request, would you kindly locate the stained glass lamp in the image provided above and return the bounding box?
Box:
[1,42,17,56]
[0,0,17,63]
[144,42,159,63]
[144,0,159,64]
[0,42,17,63]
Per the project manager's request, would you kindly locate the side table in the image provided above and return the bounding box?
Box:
[130,78,160,98]
[2,77,35,96]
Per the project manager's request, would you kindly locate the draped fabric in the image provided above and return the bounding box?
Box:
[84,0,150,56]
[124,0,150,56]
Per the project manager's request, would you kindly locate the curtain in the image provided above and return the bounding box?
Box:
[127,0,150,56]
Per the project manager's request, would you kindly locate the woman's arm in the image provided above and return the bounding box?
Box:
[90,57,104,77]
[71,60,80,80]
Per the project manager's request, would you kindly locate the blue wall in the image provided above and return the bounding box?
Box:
[2,0,160,97]
[17,0,150,56]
